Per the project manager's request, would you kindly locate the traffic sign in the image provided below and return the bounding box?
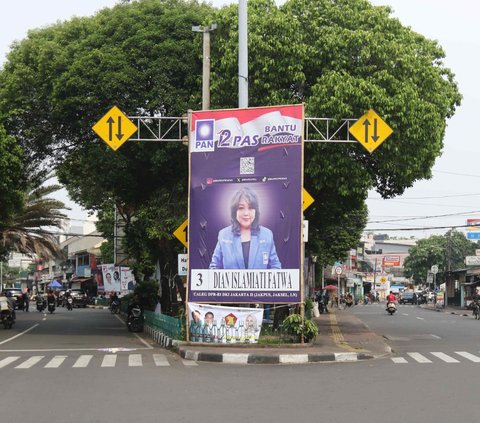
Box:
[92,106,138,151]
[173,219,188,248]
[334,266,342,275]
[431,265,438,274]
[303,188,314,211]
[349,109,393,153]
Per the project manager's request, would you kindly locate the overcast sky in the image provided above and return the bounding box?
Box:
[1,0,479,238]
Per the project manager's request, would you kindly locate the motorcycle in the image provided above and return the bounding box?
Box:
[66,297,73,311]
[127,307,144,332]
[386,302,397,315]
[36,297,46,312]
[47,302,55,314]
[0,297,15,329]
[110,299,120,314]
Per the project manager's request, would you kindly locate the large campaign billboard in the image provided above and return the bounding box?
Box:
[188,105,304,303]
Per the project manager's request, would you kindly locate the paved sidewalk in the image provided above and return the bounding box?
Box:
[174,308,391,365]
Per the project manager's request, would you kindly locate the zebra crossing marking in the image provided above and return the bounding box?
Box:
[392,351,480,364]
[128,354,143,367]
[430,352,459,363]
[153,354,169,366]
[0,353,197,369]
[455,351,480,362]
[73,355,93,368]
[15,356,44,369]
[407,352,432,363]
[45,355,67,368]
[101,354,117,367]
[0,356,19,368]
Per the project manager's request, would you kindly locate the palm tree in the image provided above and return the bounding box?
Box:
[0,173,68,261]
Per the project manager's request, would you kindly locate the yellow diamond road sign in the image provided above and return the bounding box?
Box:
[349,109,393,153]
[173,219,188,249]
[92,106,137,151]
[303,188,314,211]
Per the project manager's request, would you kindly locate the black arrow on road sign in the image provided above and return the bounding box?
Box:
[363,119,370,143]
[372,119,379,142]
[107,117,115,141]
[116,116,124,140]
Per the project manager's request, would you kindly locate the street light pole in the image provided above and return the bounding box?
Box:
[238,0,248,108]
[192,24,217,110]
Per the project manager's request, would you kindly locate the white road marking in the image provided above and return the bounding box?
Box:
[182,359,198,366]
[416,317,424,320]
[0,347,151,353]
[73,355,93,368]
[431,352,459,363]
[101,354,117,367]
[455,351,480,362]
[407,352,432,363]
[0,324,39,346]
[128,354,143,367]
[391,357,408,363]
[15,356,44,369]
[113,314,153,349]
[153,354,169,366]
[45,355,67,368]
[430,334,441,339]
[0,356,20,368]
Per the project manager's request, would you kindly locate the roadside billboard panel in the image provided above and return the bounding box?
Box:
[188,105,304,303]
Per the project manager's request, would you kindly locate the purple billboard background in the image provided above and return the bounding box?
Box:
[188,105,303,303]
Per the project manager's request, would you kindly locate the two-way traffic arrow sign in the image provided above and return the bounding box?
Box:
[349,109,393,153]
[92,106,137,151]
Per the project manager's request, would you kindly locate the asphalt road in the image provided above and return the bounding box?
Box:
[0,305,479,423]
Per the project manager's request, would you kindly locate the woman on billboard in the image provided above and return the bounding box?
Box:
[209,187,281,269]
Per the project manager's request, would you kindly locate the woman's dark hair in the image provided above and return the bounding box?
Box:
[230,187,260,234]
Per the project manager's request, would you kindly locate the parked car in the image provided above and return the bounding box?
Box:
[2,288,24,310]
[399,292,416,305]
[69,289,88,308]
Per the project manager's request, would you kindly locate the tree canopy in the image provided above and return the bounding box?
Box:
[0,0,462,276]
[403,231,477,284]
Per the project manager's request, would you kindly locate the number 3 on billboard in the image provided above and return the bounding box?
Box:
[195,272,203,287]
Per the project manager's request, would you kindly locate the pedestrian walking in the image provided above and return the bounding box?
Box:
[22,288,30,312]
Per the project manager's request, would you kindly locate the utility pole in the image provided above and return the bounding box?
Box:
[238,0,248,108]
[192,24,217,110]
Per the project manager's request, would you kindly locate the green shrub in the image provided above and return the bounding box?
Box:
[305,298,314,320]
[282,314,318,343]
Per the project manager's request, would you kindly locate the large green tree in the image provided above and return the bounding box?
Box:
[404,231,477,284]
[0,0,461,276]
[0,123,25,230]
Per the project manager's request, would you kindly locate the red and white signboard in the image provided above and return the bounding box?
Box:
[382,255,401,267]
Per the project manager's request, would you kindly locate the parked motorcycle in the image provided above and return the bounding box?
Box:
[127,307,144,332]
[317,299,326,314]
[36,297,46,312]
[386,302,397,315]
[47,302,55,314]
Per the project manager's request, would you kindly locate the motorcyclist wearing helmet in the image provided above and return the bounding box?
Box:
[47,290,56,305]
[386,291,397,304]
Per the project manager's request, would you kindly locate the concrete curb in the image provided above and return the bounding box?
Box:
[176,347,375,364]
